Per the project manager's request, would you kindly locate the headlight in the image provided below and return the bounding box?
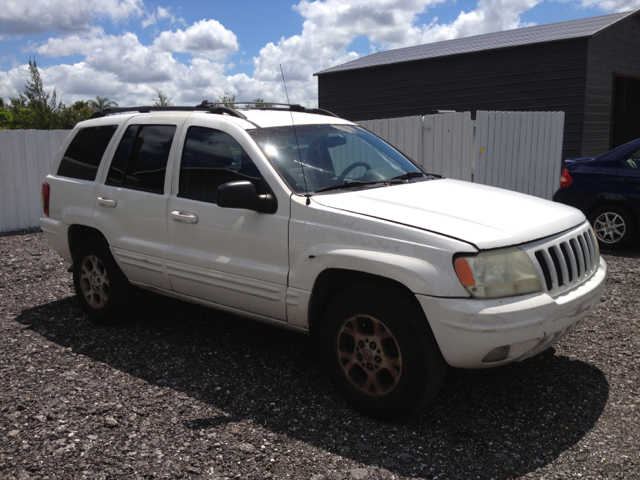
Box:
[454,247,543,299]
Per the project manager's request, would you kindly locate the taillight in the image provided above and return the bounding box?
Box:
[560,168,573,188]
[42,182,50,216]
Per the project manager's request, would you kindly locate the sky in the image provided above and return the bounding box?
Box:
[0,0,638,109]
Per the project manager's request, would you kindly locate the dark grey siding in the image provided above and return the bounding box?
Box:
[583,16,640,157]
[318,39,589,159]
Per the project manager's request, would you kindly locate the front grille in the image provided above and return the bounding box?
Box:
[526,223,599,296]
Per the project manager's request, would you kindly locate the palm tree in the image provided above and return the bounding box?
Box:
[88,96,118,112]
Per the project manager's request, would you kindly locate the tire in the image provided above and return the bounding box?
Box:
[318,283,446,420]
[588,205,637,250]
[72,236,132,325]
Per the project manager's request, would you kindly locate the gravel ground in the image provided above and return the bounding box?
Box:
[1,231,638,480]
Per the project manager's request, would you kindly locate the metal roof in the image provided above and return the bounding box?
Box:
[315,11,638,75]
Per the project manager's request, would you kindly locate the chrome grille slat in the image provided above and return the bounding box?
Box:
[579,234,592,272]
[562,242,578,282]
[586,230,598,266]
[551,245,569,288]
[540,249,559,289]
[526,223,600,296]
[571,237,585,278]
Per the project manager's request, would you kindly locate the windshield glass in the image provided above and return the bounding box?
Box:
[248,124,425,194]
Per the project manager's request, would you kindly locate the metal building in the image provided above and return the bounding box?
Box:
[315,11,640,159]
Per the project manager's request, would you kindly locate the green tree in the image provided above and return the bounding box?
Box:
[152,90,174,107]
[216,92,236,109]
[16,58,61,129]
[0,106,13,129]
[4,104,36,129]
[88,96,118,112]
[57,101,94,129]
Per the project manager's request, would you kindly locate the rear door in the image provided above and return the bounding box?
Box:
[93,115,184,290]
[166,117,290,322]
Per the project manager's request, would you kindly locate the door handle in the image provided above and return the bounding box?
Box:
[171,210,199,224]
[97,197,117,208]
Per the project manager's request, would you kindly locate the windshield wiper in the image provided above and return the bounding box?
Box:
[390,171,428,181]
[313,180,388,193]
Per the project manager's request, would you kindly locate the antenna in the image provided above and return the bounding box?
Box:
[280,64,311,204]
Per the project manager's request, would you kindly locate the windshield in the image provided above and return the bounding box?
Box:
[248,124,426,194]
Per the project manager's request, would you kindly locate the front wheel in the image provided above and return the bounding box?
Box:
[319,284,446,420]
[72,236,132,325]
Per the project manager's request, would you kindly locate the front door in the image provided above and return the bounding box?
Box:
[166,119,290,321]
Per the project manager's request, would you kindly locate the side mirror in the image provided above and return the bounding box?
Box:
[216,180,277,214]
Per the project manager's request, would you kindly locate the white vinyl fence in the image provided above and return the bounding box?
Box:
[0,111,563,233]
[358,110,565,200]
[0,130,70,233]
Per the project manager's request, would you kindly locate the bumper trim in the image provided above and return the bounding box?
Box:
[417,257,607,369]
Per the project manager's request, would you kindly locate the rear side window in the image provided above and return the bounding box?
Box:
[57,125,118,181]
[179,126,261,203]
[106,124,176,193]
[623,147,640,169]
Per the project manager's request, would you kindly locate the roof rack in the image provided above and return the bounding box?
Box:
[89,101,339,120]
[89,103,248,120]
[202,101,339,118]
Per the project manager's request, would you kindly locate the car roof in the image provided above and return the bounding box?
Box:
[593,137,640,162]
[80,104,355,131]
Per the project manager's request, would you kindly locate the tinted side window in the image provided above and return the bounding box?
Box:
[57,125,118,181]
[107,125,176,193]
[623,146,640,170]
[179,126,261,203]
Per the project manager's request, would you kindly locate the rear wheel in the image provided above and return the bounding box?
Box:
[589,205,636,249]
[73,236,132,325]
[319,283,446,420]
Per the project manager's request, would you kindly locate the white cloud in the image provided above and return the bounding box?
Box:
[33,20,238,81]
[0,0,144,36]
[0,64,31,100]
[34,30,187,83]
[153,20,238,60]
[142,6,183,28]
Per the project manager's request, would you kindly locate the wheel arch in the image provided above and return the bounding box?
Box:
[586,199,637,221]
[68,225,108,265]
[307,268,426,339]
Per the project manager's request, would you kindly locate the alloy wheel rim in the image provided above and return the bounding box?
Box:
[594,212,626,244]
[79,255,110,309]
[335,314,402,397]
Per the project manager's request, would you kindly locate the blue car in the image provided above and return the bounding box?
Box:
[553,138,640,249]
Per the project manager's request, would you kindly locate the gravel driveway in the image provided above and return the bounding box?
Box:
[1,232,638,480]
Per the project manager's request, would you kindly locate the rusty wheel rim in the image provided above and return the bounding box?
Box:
[335,314,402,397]
[79,255,110,309]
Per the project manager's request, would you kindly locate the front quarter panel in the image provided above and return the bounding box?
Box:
[288,195,475,298]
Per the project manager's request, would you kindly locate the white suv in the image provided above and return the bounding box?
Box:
[41,103,606,419]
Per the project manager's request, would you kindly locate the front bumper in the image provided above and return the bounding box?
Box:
[417,257,607,368]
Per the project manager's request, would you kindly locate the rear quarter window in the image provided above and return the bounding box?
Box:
[57,125,118,181]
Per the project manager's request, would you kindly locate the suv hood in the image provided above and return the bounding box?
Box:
[311,179,585,250]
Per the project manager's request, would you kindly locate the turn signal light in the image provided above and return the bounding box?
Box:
[560,168,573,188]
[454,257,476,286]
[42,182,50,216]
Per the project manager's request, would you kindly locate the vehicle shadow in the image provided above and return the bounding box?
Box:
[14,291,609,480]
